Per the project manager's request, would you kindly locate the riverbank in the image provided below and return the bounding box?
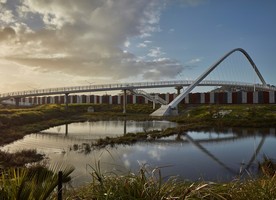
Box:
[0,104,155,167]
[1,104,275,148]
[0,104,156,146]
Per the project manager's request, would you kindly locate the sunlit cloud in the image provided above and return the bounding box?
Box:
[0,0,187,89]
[0,27,16,42]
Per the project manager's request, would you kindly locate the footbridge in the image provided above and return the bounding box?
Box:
[0,79,274,107]
[1,80,273,101]
[0,48,275,111]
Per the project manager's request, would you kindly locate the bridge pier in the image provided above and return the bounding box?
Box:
[15,98,20,107]
[65,93,69,109]
[123,89,127,114]
[174,86,183,114]
[65,124,68,136]
[175,86,183,95]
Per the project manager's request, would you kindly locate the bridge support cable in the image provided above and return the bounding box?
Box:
[150,48,267,117]
[175,86,183,95]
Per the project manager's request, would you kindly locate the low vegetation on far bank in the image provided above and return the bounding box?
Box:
[172,104,276,127]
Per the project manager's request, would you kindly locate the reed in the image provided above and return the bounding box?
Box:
[65,159,276,200]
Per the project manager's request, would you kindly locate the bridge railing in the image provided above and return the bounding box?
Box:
[0,80,274,100]
[0,80,189,98]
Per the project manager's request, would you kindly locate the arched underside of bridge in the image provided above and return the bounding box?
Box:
[150,48,267,117]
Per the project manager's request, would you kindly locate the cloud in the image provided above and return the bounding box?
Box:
[137,40,152,48]
[0,27,16,42]
[124,40,130,48]
[144,40,152,44]
[186,58,202,65]
[141,58,184,80]
[0,6,15,24]
[175,0,206,7]
[137,43,147,48]
[148,47,164,58]
[169,28,175,33]
[0,0,187,84]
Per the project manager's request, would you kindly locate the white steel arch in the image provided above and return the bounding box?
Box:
[150,48,267,116]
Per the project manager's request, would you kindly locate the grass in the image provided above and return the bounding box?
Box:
[65,158,276,200]
[79,125,198,149]
[173,104,276,127]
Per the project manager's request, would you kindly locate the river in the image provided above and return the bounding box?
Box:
[1,120,276,186]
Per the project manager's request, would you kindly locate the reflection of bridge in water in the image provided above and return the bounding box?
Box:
[185,133,266,175]
[40,123,274,176]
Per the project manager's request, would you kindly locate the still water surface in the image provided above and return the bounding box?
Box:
[1,120,276,186]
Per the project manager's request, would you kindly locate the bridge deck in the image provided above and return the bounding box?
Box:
[0,80,274,101]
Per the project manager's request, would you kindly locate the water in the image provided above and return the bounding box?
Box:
[1,121,276,186]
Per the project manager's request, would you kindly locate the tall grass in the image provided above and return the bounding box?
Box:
[65,158,276,200]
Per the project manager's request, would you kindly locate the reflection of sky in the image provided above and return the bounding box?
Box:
[119,135,276,182]
[40,120,178,139]
[1,122,275,186]
[188,130,236,140]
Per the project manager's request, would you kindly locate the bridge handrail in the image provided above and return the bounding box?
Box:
[0,80,274,100]
[130,89,167,105]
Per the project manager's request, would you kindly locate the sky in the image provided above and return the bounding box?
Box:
[0,0,275,94]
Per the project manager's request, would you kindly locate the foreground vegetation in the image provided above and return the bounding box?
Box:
[0,164,74,200]
[0,157,275,200]
[65,160,276,200]
[0,103,276,199]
